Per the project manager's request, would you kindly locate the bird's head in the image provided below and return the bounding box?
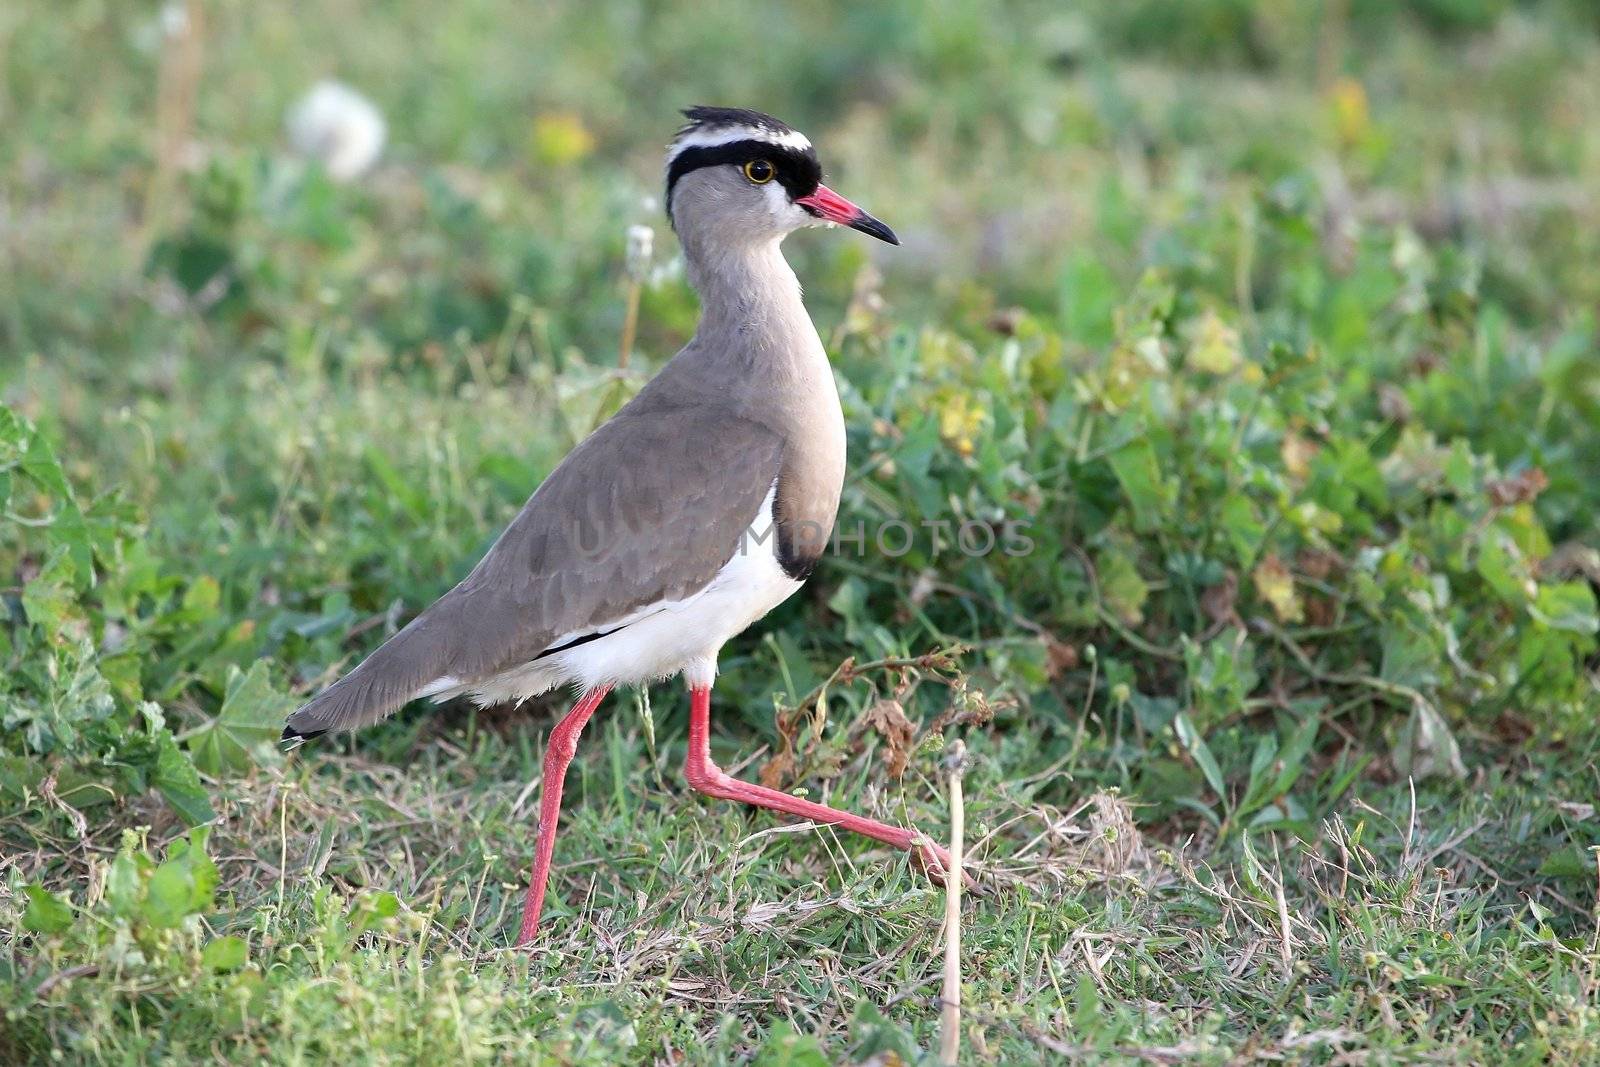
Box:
[664,106,897,250]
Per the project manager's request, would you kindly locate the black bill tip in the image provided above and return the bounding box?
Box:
[849,212,899,246]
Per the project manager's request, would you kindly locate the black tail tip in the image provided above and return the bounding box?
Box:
[281,724,327,742]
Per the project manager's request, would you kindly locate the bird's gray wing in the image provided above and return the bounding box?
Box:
[283,401,784,736]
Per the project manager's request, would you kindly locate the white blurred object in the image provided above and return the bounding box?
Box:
[625,224,655,281]
[159,2,190,39]
[287,81,386,182]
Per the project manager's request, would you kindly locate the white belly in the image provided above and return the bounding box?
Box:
[453,481,803,705]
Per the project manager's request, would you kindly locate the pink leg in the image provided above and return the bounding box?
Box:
[517,684,612,946]
[682,684,963,884]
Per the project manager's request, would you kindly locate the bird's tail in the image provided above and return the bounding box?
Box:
[281,610,456,741]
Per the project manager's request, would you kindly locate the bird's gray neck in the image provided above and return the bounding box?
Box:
[682,235,820,370]
[676,228,846,535]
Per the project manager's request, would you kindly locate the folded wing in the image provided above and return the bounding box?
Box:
[283,404,785,737]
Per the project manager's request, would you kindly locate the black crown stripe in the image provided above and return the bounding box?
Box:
[665,139,822,225]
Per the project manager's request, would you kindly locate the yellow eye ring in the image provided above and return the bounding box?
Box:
[743,159,775,184]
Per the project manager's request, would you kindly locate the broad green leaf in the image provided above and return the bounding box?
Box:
[1184,635,1260,726]
[142,829,219,928]
[144,863,199,928]
[1530,582,1599,635]
[50,767,118,810]
[153,726,216,826]
[1219,495,1265,566]
[20,548,82,637]
[22,885,74,934]
[172,828,220,903]
[1443,441,1476,495]
[850,1001,921,1061]
[1379,620,1439,691]
[1330,437,1388,509]
[1537,848,1592,881]
[16,415,72,497]
[106,849,148,919]
[351,890,401,935]
[1476,528,1530,605]
[2,410,94,584]
[182,575,222,619]
[201,936,249,972]
[1058,249,1118,348]
[826,577,869,644]
[1097,549,1149,626]
[1130,691,1179,732]
[570,998,638,1052]
[1108,439,1171,531]
[0,756,43,801]
[187,662,292,775]
[100,653,144,706]
[752,1023,830,1067]
[50,498,95,588]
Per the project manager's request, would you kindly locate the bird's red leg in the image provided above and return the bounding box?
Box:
[517,684,613,946]
[682,684,962,883]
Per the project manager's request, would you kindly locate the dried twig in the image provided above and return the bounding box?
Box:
[619,224,653,369]
[618,278,641,369]
[1272,838,1294,969]
[760,645,967,788]
[940,739,969,1066]
[34,964,100,999]
[147,0,204,241]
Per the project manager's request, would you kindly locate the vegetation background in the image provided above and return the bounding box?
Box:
[3,0,1599,1062]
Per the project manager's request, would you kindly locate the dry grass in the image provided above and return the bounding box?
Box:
[8,697,1597,1061]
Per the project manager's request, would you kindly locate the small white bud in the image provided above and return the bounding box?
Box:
[159,2,189,39]
[625,224,655,280]
[287,81,386,182]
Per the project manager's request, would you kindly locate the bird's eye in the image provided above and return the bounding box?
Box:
[743,159,775,184]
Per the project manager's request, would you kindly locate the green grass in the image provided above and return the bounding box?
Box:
[4,0,1600,1062]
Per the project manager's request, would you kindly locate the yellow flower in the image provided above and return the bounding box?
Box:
[1189,308,1241,375]
[1328,77,1370,151]
[936,389,986,458]
[1253,554,1304,624]
[530,112,595,167]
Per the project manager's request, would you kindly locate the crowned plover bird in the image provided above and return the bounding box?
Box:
[283,106,964,944]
